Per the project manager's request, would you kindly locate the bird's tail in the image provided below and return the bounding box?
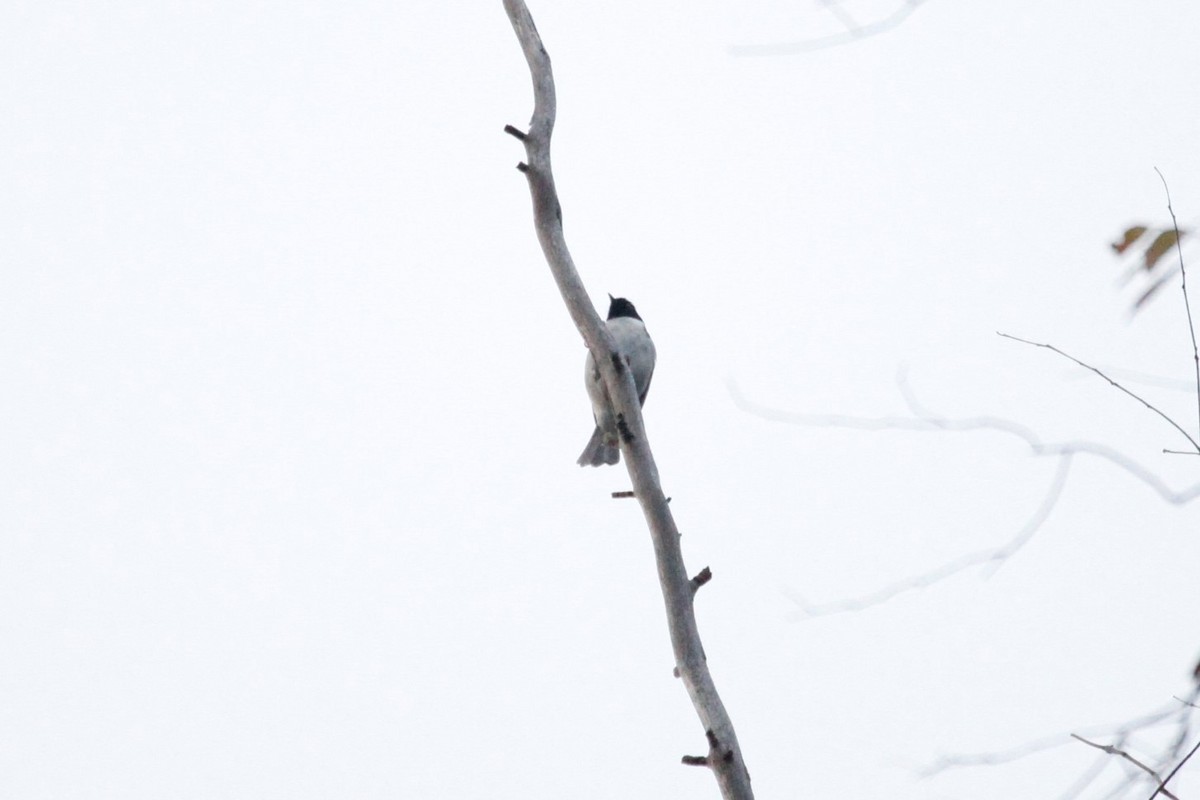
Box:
[577,427,620,467]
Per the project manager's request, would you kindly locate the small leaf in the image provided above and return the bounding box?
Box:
[1111,225,1148,254]
[1143,229,1183,271]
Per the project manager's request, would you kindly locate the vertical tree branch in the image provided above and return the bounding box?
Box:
[1154,167,1200,445]
[501,3,754,797]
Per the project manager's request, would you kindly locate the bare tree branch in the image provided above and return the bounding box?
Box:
[896,378,1200,504]
[1069,734,1179,800]
[923,704,1179,777]
[502,3,753,797]
[923,689,1200,800]
[1154,168,1200,448]
[730,0,931,57]
[782,453,1071,617]
[997,332,1200,454]
[727,372,1200,616]
[1063,367,1196,393]
[1150,736,1200,800]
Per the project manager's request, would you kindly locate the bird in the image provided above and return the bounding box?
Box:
[577,295,657,467]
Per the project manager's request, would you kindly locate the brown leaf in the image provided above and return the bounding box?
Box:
[1143,229,1184,271]
[1111,225,1148,254]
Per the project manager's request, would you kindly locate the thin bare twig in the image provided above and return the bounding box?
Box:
[1154,167,1200,448]
[1063,367,1196,393]
[727,372,1200,615]
[1147,738,1200,800]
[729,0,930,57]
[782,453,1071,617]
[923,697,1193,778]
[729,373,1200,504]
[923,690,1200,800]
[997,331,1200,454]
[502,3,752,797]
[1150,736,1200,800]
[897,378,1200,504]
[1069,734,1179,800]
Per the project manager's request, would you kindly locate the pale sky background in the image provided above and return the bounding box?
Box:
[3,1,1199,798]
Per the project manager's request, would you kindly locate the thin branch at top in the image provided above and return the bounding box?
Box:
[1154,167,1200,447]
[997,332,1200,454]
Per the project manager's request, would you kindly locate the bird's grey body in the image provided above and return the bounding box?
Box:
[578,301,656,467]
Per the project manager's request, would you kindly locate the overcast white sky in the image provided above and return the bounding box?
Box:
[3,1,1199,798]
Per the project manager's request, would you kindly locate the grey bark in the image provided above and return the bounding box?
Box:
[501,2,755,798]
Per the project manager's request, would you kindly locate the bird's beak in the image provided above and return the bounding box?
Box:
[608,293,614,302]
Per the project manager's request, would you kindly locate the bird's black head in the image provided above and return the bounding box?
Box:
[606,295,642,321]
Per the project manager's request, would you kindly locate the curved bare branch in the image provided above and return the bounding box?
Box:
[782,453,1072,618]
[728,377,1200,505]
[729,374,1200,616]
[730,0,931,57]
